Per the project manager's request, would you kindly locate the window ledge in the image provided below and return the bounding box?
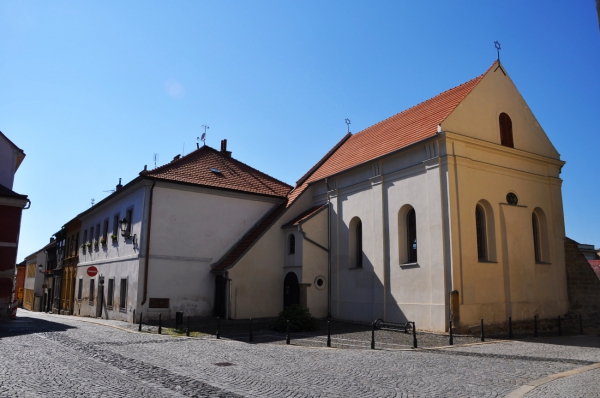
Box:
[88,301,94,305]
[536,261,552,265]
[400,262,420,269]
[119,308,126,313]
[478,260,498,264]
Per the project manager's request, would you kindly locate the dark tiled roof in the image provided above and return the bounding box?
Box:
[0,183,28,200]
[142,145,292,198]
[214,63,494,271]
[281,204,327,229]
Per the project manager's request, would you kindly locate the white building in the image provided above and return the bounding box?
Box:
[75,141,291,322]
[213,61,569,331]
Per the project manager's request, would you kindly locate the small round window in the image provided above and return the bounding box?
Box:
[314,276,326,290]
[506,192,518,205]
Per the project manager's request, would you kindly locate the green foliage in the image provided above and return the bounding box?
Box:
[271,305,318,333]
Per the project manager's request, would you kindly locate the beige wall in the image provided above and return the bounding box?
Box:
[228,186,324,319]
[299,209,329,318]
[442,68,567,327]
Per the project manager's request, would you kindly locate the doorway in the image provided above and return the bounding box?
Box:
[283,272,300,308]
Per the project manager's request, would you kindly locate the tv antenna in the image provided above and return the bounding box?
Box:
[153,153,159,168]
[91,198,95,206]
[345,118,351,133]
[198,125,209,146]
[494,41,506,75]
[103,189,115,194]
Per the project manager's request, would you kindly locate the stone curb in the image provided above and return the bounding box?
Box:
[503,362,600,398]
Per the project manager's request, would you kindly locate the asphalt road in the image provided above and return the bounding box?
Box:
[1,310,599,397]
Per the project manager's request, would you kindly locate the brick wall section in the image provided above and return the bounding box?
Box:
[564,237,600,330]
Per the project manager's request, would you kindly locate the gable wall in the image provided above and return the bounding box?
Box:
[144,183,279,319]
[442,66,559,160]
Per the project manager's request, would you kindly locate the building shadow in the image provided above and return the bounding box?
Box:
[0,315,75,338]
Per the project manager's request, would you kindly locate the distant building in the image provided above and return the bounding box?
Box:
[0,131,29,319]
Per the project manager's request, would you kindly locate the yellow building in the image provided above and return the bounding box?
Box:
[59,217,80,315]
[211,60,568,331]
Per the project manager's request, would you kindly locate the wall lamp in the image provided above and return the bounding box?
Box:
[119,218,137,244]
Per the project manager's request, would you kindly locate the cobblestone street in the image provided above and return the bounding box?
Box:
[1,310,599,397]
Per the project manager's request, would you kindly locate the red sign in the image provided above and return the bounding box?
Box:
[87,266,98,277]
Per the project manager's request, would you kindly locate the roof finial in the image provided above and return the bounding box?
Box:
[493,41,506,76]
[345,118,351,133]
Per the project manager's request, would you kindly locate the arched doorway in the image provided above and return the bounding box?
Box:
[283,272,299,308]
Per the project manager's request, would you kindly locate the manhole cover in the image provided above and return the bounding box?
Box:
[214,362,234,367]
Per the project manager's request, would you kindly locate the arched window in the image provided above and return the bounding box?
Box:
[349,217,363,268]
[407,209,417,263]
[289,234,295,254]
[476,205,487,261]
[499,113,514,148]
[532,213,541,262]
[355,220,363,268]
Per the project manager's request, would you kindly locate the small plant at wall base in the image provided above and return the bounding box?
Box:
[110,234,118,242]
[94,240,99,248]
[271,305,318,333]
[100,237,107,246]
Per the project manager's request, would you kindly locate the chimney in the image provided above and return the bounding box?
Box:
[220,139,232,157]
[116,178,123,191]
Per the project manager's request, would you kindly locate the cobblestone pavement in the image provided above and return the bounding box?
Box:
[1,310,599,397]
[525,367,600,397]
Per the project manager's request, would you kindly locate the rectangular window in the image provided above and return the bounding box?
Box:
[89,279,95,304]
[107,279,114,308]
[95,224,100,241]
[125,208,133,236]
[113,213,120,236]
[89,227,93,243]
[103,219,109,241]
[83,229,88,245]
[119,279,127,310]
[78,278,83,300]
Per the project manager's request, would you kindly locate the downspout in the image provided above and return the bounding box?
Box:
[141,180,156,305]
[325,178,332,318]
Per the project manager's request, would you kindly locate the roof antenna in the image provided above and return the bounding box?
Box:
[198,125,209,147]
[494,41,506,76]
[345,118,351,134]
[182,142,185,156]
[153,153,158,168]
[91,198,95,206]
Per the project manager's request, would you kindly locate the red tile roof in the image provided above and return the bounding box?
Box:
[141,145,292,198]
[281,204,328,229]
[214,62,494,271]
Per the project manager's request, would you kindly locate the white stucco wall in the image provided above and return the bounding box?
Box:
[76,180,148,321]
[140,182,280,320]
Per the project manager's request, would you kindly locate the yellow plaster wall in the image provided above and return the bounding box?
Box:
[300,209,329,318]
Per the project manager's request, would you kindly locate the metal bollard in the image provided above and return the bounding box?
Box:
[186,316,190,337]
[371,322,375,350]
[449,320,453,346]
[480,319,485,342]
[327,321,331,348]
[216,317,221,339]
[580,314,584,335]
[508,316,513,340]
[138,312,142,332]
[286,320,290,345]
[412,322,418,349]
[249,318,253,343]
[158,313,162,335]
[558,315,562,336]
[534,315,538,338]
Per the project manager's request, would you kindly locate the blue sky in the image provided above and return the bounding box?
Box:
[3,1,599,261]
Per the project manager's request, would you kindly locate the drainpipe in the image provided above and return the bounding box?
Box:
[141,180,156,306]
[325,178,332,318]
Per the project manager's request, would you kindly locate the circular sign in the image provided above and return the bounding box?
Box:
[87,266,98,277]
